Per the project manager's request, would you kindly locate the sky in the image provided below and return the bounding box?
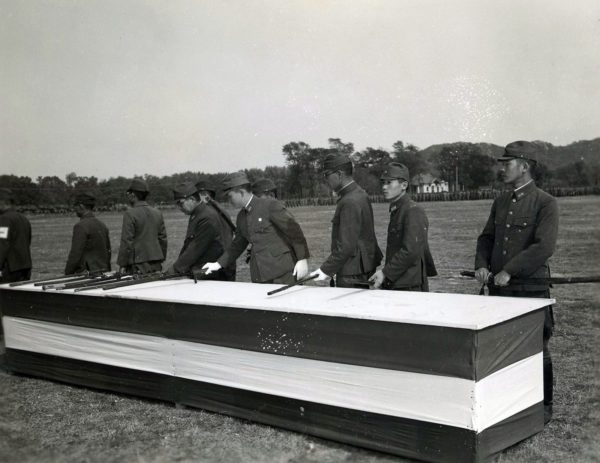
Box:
[1,0,599,180]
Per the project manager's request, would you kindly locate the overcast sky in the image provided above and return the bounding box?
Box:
[1,0,599,180]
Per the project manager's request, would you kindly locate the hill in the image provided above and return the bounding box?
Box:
[418,138,600,168]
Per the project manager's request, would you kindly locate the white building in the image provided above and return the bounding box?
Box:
[411,174,449,194]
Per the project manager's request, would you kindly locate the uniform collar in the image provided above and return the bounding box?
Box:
[244,194,256,212]
[190,202,205,219]
[337,180,357,198]
[80,210,95,219]
[133,200,149,207]
[512,180,535,201]
[389,193,409,213]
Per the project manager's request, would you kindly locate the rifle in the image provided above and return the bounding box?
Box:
[32,270,110,288]
[101,272,195,291]
[48,272,128,291]
[8,272,93,287]
[267,274,318,296]
[460,271,600,285]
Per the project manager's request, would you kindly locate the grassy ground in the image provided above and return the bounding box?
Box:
[0,196,599,462]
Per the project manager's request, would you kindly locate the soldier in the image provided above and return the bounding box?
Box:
[195,179,236,280]
[310,153,382,288]
[0,188,32,283]
[475,140,558,424]
[166,182,233,280]
[64,192,111,275]
[369,163,437,291]
[203,171,309,284]
[117,178,168,274]
[252,178,278,199]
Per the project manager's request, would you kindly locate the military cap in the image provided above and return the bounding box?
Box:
[0,188,14,201]
[252,178,277,195]
[127,178,149,192]
[221,171,251,192]
[380,163,410,182]
[74,192,96,207]
[497,141,538,163]
[322,153,352,173]
[172,182,198,200]
[195,179,216,195]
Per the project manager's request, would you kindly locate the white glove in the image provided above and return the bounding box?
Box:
[293,259,309,279]
[202,262,222,275]
[310,268,330,281]
[368,269,385,289]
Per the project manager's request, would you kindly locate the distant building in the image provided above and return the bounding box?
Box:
[411,174,449,194]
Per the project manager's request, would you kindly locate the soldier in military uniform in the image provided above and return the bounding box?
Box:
[117,178,168,274]
[203,171,309,284]
[64,192,111,275]
[369,163,437,291]
[310,153,382,288]
[475,140,558,424]
[165,182,233,280]
[195,179,236,280]
[252,178,278,199]
[0,188,32,283]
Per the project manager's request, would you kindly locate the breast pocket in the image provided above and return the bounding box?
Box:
[510,216,535,240]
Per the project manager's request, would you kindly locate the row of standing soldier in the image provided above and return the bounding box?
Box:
[0,140,557,425]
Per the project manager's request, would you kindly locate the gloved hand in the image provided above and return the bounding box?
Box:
[475,267,491,285]
[494,270,511,287]
[368,269,385,289]
[310,268,330,281]
[202,262,222,275]
[293,259,309,279]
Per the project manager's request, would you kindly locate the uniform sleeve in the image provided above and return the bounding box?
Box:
[321,201,361,276]
[475,200,497,270]
[64,223,86,275]
[503,197,559,277]
[268,201,309,261]
[218,213,249,268]
[117,211,135,267]
[0,216,10,269]
[158,213,168,261]
[173,216,218,274]
[382,207,428,282]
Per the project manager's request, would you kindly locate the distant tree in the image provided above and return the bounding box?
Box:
[554,160,592,187]
[36,176,70,205]
[328,138,354,156]
[0,175,40,205]
[392,141,429,178]
[282,141,326,197]
[432,143,495,191]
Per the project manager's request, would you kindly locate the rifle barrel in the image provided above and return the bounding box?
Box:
[102,273,192,291]
[267,274,318,296]
[8,273,89,287]
[460,271,600,285]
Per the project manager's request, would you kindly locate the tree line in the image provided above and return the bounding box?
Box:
[2,138,599,209]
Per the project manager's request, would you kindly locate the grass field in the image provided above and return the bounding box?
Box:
[1,196,599,462]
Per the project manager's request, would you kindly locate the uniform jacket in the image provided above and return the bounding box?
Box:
[207,200,236,275]
[218,196,309,283]
[173,203,229,273]
[117,201,168,267]
[475,181,558,291]
[64,211,111,275]
[382,194,437,290]
[0,208,32,273]
[321,182,382,277]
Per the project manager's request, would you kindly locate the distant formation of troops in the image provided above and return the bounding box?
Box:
[0,140,557,424]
